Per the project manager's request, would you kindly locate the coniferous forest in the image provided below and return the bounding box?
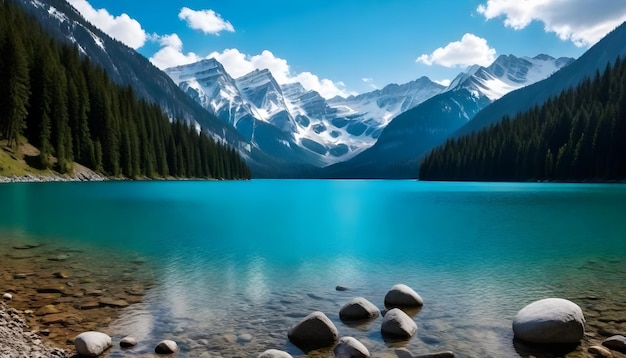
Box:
[0,1,250,179]
[419,57,626,182]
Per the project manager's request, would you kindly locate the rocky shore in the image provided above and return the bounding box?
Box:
[0,235,154,357]
[1,234,625,357]
[0,164,106,184]
[0,301,69,358]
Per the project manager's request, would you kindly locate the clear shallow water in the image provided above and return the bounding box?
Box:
[0,180,625,357]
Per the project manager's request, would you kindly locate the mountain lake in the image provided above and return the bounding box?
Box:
[0,180,625,357]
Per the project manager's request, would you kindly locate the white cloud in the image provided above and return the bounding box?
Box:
[477,0,626,47]
[208,49,355,99]
[179,7,234,35]
[67,0,148,49]
[416,33,497,67]
[150,34,201,70]
[434,79,451,87]
[362,77,378,90]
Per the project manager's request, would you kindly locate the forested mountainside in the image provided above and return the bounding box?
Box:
[0,0,250,179]
[420,57,626,182]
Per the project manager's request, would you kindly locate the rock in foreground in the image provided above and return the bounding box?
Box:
[384,284,423,308]
[119,336,137,348]
[339,297,380,321]
[258,349,294,358]
[288,311,338,352]
[381,308,417,339]
[512,298,585,344]
[334,336,370,358]
[155,339,178,354]
[74,331,112,357]
[602,335,626,353]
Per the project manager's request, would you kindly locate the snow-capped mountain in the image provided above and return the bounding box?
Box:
[235,69,296,134]
[323,54,574,178]
[165,59,256,130]
[446,54,575,101]
[166,60,446,165]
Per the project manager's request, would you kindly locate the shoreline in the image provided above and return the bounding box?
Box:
[0,236,154,357]
[1,252,625,358]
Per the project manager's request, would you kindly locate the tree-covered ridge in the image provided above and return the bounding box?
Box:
[0,0,250,179]
[419,57,626,182]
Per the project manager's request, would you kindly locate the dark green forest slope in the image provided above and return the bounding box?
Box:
[0,1,250,179]
[420,57,626,182]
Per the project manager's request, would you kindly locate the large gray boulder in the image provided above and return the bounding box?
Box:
[381,308,417,339]
[339,297,380,321]
[384,284,423,307]
[334,336,370,358]
[512,298,585,344]
[74,331,112,357]
[288,311,339,352]
[258,349,293,358]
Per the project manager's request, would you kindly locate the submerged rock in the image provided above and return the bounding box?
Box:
[336,286,350,291]
[334,336,370,358]
[2,293,12,301]
[74,331,112,356]
[381,308,417,339]
[512,298,585,344]
[602,335,626,353]
[288,311,339,352]
[155,339,178,354]
[258,349,293,358]
[339,297,380,321]
[384,284,424,308]
[415,351,456,358]
[120,336,137,348]
[588,345,613,357]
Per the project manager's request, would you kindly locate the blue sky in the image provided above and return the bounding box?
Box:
[68,0,626,98]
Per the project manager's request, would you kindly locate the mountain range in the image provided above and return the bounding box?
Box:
[165,60,445,166]
[165,53,573,176]
[17,0,626,178]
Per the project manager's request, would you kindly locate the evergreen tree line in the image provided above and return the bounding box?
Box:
[0,1,250,179]
[419,56,626,182]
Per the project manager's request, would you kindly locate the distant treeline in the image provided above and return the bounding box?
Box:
[420,56,626,181]
[0,0,250,179]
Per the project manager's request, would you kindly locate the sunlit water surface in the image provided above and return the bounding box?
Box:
[1,180,625,357]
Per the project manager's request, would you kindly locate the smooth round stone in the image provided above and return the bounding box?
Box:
[155,339,178,354]
[258,349,293,358]
[588,345,613,357]
[381,308,417,339]
[333,336,370,358]
[120,336,137,348]
[2,293,12,301]
[384,284,424,307]
[74,331,112,357]
[287,311,339,352]
[512,298,585,344]
[339,297,380,321]
[602,335,626,353]
[414,351,456,358]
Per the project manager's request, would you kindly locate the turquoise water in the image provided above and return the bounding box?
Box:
[1,180,625,357]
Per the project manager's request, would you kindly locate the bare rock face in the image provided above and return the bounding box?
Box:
[74,331,112,357]
[381,308,417,339]
[384,284,424,308]
[287,311,339,352]
[339,297,380,321]
[512,298,585,344]
[333,336,370,358]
